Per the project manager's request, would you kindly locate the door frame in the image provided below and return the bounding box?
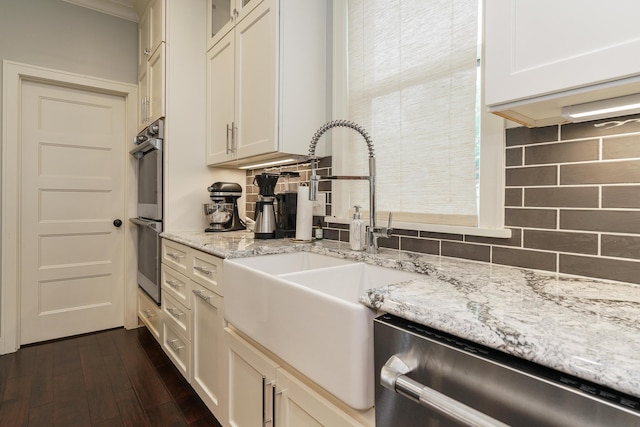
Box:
[1,60,138,354]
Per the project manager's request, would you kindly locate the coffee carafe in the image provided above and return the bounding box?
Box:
[253,173,279,239]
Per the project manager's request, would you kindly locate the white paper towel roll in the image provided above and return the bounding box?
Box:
[295,185,313,241]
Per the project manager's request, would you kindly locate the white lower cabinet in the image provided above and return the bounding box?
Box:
[153,239,372,427]
[226,327,372,427]
[158,239,228,425]
[137,288,162,342]
[162,319,192,379]
[191,280,227,424]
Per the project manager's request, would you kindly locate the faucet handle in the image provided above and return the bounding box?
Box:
[384,212,393,237]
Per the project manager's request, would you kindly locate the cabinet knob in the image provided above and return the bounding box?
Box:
[113,219,123,227]
[143,48,151,56]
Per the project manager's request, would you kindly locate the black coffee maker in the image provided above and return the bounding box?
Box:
[253,173,279,239]
[275,171,299,238]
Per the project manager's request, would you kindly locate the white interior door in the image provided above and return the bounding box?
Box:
[19,79,126,345]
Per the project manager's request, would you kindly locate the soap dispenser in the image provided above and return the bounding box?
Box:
[349,205,366,251]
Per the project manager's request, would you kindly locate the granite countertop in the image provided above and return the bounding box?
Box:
[162,230,640,401]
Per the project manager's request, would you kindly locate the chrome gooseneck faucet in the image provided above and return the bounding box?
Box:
[308,120,392,253]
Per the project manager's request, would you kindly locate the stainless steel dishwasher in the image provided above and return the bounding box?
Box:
[374,314,640,426]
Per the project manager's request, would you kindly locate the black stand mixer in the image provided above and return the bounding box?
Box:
[204,182,245,232]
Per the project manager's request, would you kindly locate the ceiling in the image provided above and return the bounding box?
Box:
[62,0,138,22]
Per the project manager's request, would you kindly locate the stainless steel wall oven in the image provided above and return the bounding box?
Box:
[130,119,164,304]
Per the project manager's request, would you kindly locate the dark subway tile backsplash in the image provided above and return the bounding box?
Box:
[505,208,557,229]
[524,139,599,165]
[560,160,640,185]
[505,166,557,186]
[602,185,640,209]
[246,115,640,285]
[506,125,558,146]
[524,187,599,208]
[602,134,640,159]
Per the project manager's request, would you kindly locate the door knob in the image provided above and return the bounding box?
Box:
[113,219,123,227]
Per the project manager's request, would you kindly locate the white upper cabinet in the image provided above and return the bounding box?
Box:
[137,0,166,129]
[206,0,263,51]
[206,0,329,166]
[484,0,640,126]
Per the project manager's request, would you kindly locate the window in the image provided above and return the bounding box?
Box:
[331,0,508,237]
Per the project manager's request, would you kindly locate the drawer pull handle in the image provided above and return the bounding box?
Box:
[166,279,184,288]
[167,339,184,352]
[167,252,185,260]
[142,309,156,319]
[194,265,214,275]
[167,307,184,318]
[381,355,508,427]
[193,289,212,303]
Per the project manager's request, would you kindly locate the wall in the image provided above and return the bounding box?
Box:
[0,0,137,84]
[0,0,138,160]
[247,113,640,285]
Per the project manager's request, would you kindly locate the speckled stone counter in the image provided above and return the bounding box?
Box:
[162,230,640,400]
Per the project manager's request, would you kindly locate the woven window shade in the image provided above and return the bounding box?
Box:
[333,0,479,226]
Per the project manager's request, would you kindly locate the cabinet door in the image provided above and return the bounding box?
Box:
[161,239,190,276]
[275,369,366,427]
[207,0,234,51]
[147,43,166,124]
[137,288,161,342]
[191,282,226,423]
[148,0,165,55]
[234,0,278,160]
[138,8,151,77]
[207,32,236,165]
[161,264,190,308]
[163,321,191,379]
[162,292,191,340]
[226,328,278,427]
[485,0,640,107]
[138,65,149,130]
[235,0,264,23]
[191,250,224,296]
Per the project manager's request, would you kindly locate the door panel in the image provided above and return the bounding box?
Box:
[20,80,126,345]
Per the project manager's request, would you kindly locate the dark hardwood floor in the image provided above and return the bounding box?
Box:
[0,327,223,427]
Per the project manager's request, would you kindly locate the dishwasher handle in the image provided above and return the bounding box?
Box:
[381,355,509,427]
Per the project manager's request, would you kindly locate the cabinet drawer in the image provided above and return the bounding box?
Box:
[161,264,191,309]
[137,288,162,342]
[163,321,191,380]
[162,292,191,341]
[191,251,224,295]
[162,239,190,275]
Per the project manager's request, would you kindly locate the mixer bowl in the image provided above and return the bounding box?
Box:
[204,202,233,229]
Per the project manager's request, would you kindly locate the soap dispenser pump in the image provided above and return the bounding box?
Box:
[349,205,366,251]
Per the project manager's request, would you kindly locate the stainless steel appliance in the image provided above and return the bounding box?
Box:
[374,314,640,427]
[130,119,164,304]
[130,218,162,304]
[130,119,163,220]
[253,173,279,239]
[205,182,245,232]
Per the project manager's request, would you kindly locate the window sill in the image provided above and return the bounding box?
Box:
[324,217,512,239]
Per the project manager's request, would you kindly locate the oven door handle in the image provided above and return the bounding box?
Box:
[381,355,509,427]
[130,138,162,159]
[129,217,162,233]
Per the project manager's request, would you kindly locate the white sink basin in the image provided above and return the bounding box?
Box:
[223,252,424,410]
[228,251,356,274]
